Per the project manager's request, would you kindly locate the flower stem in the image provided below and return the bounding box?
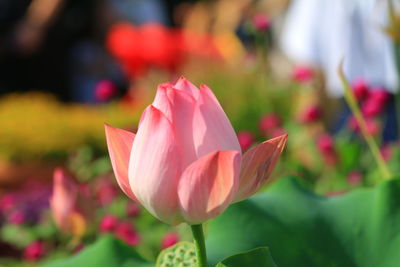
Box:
[190,224,208,267]
[338,61,392,180]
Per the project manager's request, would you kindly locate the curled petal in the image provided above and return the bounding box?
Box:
[129,106,182,224]
[178,150,241,224]
[193,85,241,158]
[174,76,199,99]
[234,134,287,202]
[104,124,138,201]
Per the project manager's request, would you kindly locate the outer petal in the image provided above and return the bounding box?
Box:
[104,124,138,201]
[193,84,241,158]
[234,134,287,202]
[174,76,199,99]
[152,84,197,167]
[129,106,182,224]
[178,150,241,224]
[50,168,78,232]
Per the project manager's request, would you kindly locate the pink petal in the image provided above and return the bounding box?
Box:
[178,150,241,224]
[104,124,138,201]
[129,106,182,224]
[50,168,78,231]
[193,85,241,158]
[174,76,199,99]
[234,134,287,202]
[152,84,197,167]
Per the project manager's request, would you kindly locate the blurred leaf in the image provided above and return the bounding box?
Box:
[41,235,152,267]
[216,247,277,267]
[1,224,36,248]
[207,176,400,267]
[156,241,196,266]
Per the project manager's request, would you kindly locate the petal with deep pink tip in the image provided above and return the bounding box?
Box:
[178,150,241,224]
[174,76,199,99]
[104,124,138,201]
[129,106,182,224]
[234,134,287,202]
[193,85,241,158]
[152,84,197,168]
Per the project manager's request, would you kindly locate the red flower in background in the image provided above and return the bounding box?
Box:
[237,131,255,151]
[252,14,271,32]
[161,232,179,249]
[351,78,369,101]
[106,23,221,78]
[95,80,117,102]
[300,105,322,123]
[292,65,314,83]
[317,134,338,165]
[259,113,282,135]
[24,241,45,261]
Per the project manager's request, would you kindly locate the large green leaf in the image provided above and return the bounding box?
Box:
[207,176,400,267]
[41,235,152,267]
[216,247,277,267]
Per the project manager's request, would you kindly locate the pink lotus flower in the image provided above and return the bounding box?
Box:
[105,77,287,225]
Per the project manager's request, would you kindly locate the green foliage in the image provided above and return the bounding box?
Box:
[41,235,152,267]
[156,241,196,267]
[216,247,277,267]
[207,176,400,267]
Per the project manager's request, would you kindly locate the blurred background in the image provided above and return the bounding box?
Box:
[0,0,399,265]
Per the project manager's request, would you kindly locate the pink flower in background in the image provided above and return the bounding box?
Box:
[347,171,362,186]
[259,113,282,135]
[351,78,369,101]
[95,80,117,102]
[292,65,314,83]
[348,116,380,136]
[100,214,119,232]
[8,210,26,225]
[50,168,78,232]
[380,145,392,162]
[105,77,287,225]
[161,232,179,249]
[362,89,389,117]
[0,194,16,212]
[300,105,322,123]
[96,179,119,206]
[317,134,338,165]
[114,222,140,246]
[237,131,255,151]
[24,241,45,261]
[252,14,271,31]
[126,203,140,218]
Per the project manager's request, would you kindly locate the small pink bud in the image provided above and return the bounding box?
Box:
[252,14,271,31]
[347,171,362,186]
[380,145,392,162]
[362,98,384,117]
[8,210,26,225]
[237,131,255,151]
[114,222,140,246]
[24,241,45,261]
[292,65,313,83]
[259,113,282,134]
[126,203,140,218]
[95,80,117,102]
[0,194,17,212]
[161,232,179,249]
[100,214,118,232]
[317,134,334,153]
[300,105,322,123]
[351,78,369,101]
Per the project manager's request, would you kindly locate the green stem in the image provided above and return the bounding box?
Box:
[338,62,392,180]
[190,224,208,267]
